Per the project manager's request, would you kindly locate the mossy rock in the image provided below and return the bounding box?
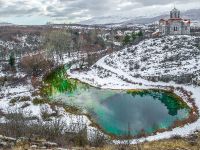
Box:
[32,98,49,105]
[9,97,20,104]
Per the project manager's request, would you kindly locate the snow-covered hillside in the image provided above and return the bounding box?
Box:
[70,35,200,85]
[0,34,41,51]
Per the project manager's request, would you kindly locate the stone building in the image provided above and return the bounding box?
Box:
[159,8,191,35]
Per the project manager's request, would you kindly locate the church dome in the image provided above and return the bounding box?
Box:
[170,7,180,18]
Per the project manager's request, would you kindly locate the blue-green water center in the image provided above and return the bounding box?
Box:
[42,66,190,138]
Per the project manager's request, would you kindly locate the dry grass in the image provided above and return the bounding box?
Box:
[98,133,200,150]
[141,139,199,150]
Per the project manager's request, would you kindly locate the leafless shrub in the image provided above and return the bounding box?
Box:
[40,106,57,121]
[0,108,90,148]
[0,108,35,138]
[171,134,182,140]
[88,129,111,147]
[20,52,54,76]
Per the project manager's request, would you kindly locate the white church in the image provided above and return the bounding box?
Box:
[159,8,191,35]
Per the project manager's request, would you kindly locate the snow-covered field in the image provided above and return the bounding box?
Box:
[68,35,200,143]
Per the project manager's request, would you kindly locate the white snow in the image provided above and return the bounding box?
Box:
[67,35,200,143]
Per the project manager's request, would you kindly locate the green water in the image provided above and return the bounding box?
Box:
[42,66,190,137]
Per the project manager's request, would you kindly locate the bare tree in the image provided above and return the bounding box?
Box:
[20,52,54,76]
[43,29,71,63]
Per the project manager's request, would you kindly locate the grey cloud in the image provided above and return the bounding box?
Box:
[127,0,197,6]
[0,0,200,23]
[0,7,40,17]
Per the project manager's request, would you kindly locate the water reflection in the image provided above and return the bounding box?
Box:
[96,93,189,136]
[41,66,190,137]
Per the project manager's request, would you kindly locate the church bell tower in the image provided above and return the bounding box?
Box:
[170,7,180,19]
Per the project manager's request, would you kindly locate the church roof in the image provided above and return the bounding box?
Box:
[183,19,191,24]
[159,18,191,25]
[159,7,191,24]
[168,18,182,21]
[159,19,165,21]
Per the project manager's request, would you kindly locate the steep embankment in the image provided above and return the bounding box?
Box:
[69,35,200,86]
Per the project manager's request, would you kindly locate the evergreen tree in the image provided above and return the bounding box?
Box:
[123,34,131,45]
[9,52,15,68]
[198,42,200,50]
[138,30,143,37]
[131,32,137,42]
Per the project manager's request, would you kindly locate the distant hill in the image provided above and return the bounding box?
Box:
[0,22,14,26]
[78,9,200,26]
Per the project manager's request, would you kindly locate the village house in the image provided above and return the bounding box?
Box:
[159,7,191,35]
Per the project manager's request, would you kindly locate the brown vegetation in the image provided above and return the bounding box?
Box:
[20,52,54,76]
[0,109,91,148]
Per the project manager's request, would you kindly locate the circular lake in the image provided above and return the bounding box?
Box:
[41,66,191,138]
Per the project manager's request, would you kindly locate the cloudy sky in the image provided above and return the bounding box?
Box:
[0,0,200,25]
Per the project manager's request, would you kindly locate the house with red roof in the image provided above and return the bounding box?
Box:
[159,8,190,35]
